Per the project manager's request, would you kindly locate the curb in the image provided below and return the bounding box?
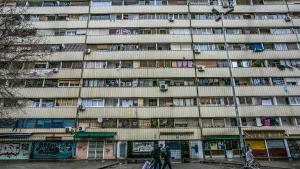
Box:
[98,162,119,169]
[199,160,291,169]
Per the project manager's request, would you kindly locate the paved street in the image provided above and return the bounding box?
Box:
[110,163,241,169]
[0,160,299,169]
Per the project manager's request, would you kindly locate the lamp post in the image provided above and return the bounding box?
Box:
[212,7,246,164]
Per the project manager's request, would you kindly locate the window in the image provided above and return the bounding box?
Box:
[41,99,55,108]
[83,79,104,87]
[274,43,288,51]
[44,79,58,87]
[27,99,40,107]
[82,99,104,107]
[58,79,80,87]
[239,97,253,105]
[159,119,174,128]
[288,97,300,105]
[56,99,77,107]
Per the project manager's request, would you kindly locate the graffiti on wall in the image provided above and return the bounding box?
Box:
[0,142,31,160]
[32,141,75,159]
[132,142,154,153]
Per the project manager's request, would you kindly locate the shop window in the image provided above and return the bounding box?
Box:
[266,140,288,158]
[288,139,300,160]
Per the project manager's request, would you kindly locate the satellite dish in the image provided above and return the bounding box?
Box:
[97,118,103,123]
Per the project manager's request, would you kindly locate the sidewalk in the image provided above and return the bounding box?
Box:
[199,158,300,169]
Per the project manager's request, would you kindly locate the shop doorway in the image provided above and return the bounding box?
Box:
[88,141,104,159]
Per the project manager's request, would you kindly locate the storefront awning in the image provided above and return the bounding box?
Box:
[203,135,240,140]
[74,132,116,138]
[0,134,31,139]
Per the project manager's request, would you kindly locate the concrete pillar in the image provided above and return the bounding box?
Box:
[284,139,292,160]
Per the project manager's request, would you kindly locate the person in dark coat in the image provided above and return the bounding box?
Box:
[151,144,162,169]
[161,146,172,169]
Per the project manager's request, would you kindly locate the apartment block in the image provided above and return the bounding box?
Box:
[0,0,300,160]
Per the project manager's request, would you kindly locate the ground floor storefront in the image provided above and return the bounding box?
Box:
[0,141,75,160]
[0,138,299,160]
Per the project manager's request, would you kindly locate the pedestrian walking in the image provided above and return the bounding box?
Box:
[161,146,172,169]
[151,144,162,169]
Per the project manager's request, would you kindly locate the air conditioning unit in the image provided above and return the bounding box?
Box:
[222,1,229,8]
[78,125,86,132]
[78,104,86,111]
[120,82,126,87]
[65,127,74,133]
[52,68,59,73]
[160,84,168,91]
[193,48,201,54]
[197,65,205,72]
[285,16,292,22]
[168,16,174,22]
[84,48,91,54]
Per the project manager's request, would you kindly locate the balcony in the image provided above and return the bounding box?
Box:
[15,88,80,98]
[82,68,195,78]
[193,35,224,43]
[85,128,200,140]
[196,68,230,77]
[81,86,197,98]
[10,107,77,118]
[197,86,232,96]
[195,51,227,59]
[239,105,300,117]
[0,128,67,134]
[90,5,188,14]
[203,126,300,136]
[226,34,298,43]
[43,35,86,44]
[223,19,293,28]
[288,4,300,12]
[85,50,193,60]
[27,6,89,14]
[202,127,239,136]
[242,126,300,135]
[32,21,88,29]
[47,51,84,61]
[200,106,235,117]
[228,50,300,60]
[292,19,300,26]
[233,5,288,13]
[50,69,82,79]
[88,20,190,28]
[86,34,191,44]
[79,106,199,118]
[235,86,300,96]
[191,20,222,27]
[232,67,300,77]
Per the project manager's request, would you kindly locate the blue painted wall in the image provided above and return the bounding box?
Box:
[32,141,75,159]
